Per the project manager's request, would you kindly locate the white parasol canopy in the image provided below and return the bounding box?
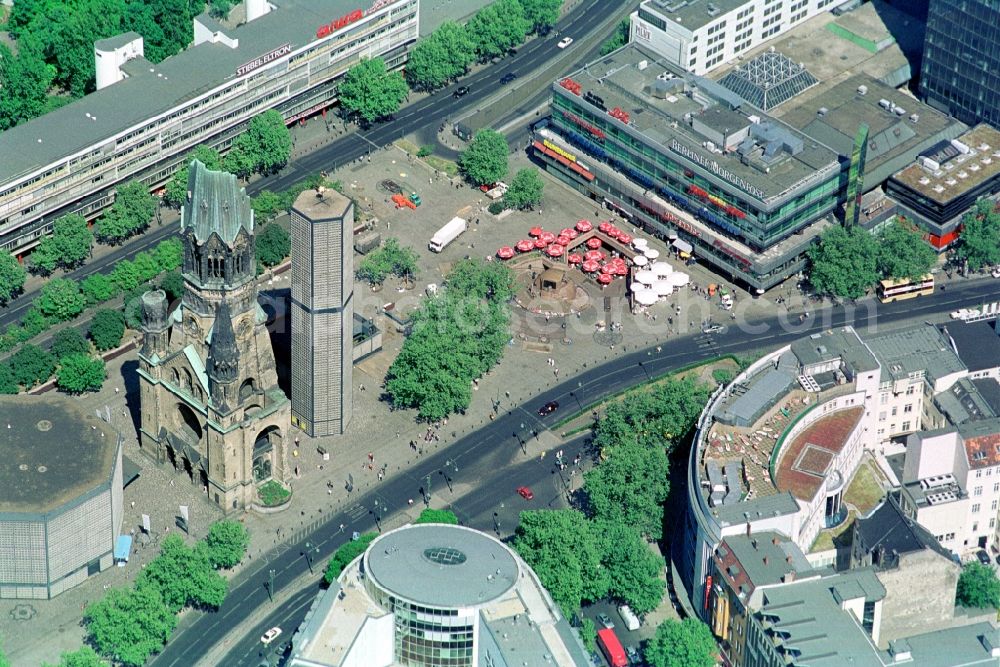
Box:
[665,272,690,287]
[652,280,674,296]
[632,254,648,266]
[643,247,660,260]
[632,238,649,250]
[634,290,658,306]
[634,270,657,284]
[630,281,648,293]
[650,261,672,276]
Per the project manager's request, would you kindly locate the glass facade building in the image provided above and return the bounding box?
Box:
[920,0,1000,127]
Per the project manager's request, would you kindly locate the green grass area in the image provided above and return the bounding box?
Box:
[258,480,291,506]
[845,460,887,515]
[424,154,460,177]
[811,510,856,553]
[395,138,420,154]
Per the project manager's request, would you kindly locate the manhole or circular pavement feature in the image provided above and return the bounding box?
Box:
[36,420,52,432]
[18,464,28,471]
[37,465,47,473]
[593,330,623,347]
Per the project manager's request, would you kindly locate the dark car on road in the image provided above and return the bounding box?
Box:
[538,400,559,416]
[500,72,517,85]
[453,85,470,98]
[976,549,992,566]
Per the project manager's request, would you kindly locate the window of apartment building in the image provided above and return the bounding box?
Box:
[903,404,913,413]
[706,54,724,68]
[991,518,996,529]
[790,0,807,10]
[906,385,915,395]
[972,503,981,513]
[764,3,782,17]
[878,411,886,422]
[891,407,898,416]
[994,482,1000,492]
[901,421,910,431]
[880,394,888,405]
[877,428,885,436]
[734,39,751,53]
[946,532,955,541]
[708,21,727,34]
[972,522,978,533]
[974,486,983,496]
[737,6,753,19]
[992,499,998,511]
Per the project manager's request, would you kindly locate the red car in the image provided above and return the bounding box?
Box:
[517,486,534,500]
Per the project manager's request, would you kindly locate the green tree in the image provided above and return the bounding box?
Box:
[595,521,665,614]
[163,146,223,208]
[222,145,256,180]
[324,532,378,584]
[159,270,185,301]
[132,250,161,283]
[806,224,879,299]
[124,0,195,64]
[956,199,1000,271]
[110,260,143,292]
[42,646,108,667]
[56,353,106,393]
[256,224,291,268]
[467,0,531,62]
[512,510,609,613]
[0,38,55,131]
[51,327,91,360]
[877,219,936,280]
[81,274,118,304]
[521,0,562,30]
[645,618,717,667]
[415,509,459,525]
[31,213,94,274]
[405,21,475,90]
[15,307,50,342]
[230,110,292,176]
[503,167,544,210]
[9,344,56,388]
[90,309,127,351]
[446,257,516,301]
[200,520,250,570]
[0,364,18,394]
[84,585,176,667]
[585,440,670,540]
[356,238,420,287]
[39,0,127,97]
[137,534,227,613]
[153,238,184,271]
[98,181,157,244]
[0,638,8,667]
[601,18,631,55]
[460,129,509,186]
[956,562,1000,609]
[338,57,409,124]
[593,376,709,454]
[209,0,234,19]
[0,252,27,305]
[36,278,85,321]
[251,190,284,223]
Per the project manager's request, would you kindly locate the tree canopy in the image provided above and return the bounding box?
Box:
[90,309,127,351]
[56,353,106,394]
[593,521,665,614]
[356,238,419,287]
[956,199,1000,271]
[98,181,157,245]
[512,510,609,612]
[84,585,176,667]
[42,647,109,667]
[324,532,378,584]
[0,253,28,305]
[956,562,1000,609]
[466,0,531,62]
[601,18,631,55]
[199,520,250,570]
[31,214,94,274]
[338,57,409,124]
[807,225,879,299]
[593,376,710,454]
[876,219,936,281]
[36,278,86,322]
[159,270,185,301]
[504,168,544,210]
[645,618,717,667]
[51,327,91,360]
[585,439,670,541]
[0,363,18,395]
[136,534,227,613]
[256,224,291,268]
[521,0,563,30]
[460,129,510,186]
[0,38,55,131]
[227,110,292,177]
[405,21,476,90]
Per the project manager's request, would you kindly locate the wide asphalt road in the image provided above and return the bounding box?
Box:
[0,0,629,332]
[149,279,1000,666]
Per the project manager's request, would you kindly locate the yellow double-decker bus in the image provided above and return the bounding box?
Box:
[877,274,935,303]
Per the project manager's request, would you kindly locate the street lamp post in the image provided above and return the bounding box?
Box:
[373,499,384,532]
[266,568,276,602]
[638,361,651,381]
[571,381,583,411]
[493,511,501,536]
[423,474,432,507]
[303,542,319,574]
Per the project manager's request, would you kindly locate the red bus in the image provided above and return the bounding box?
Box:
[597,627,627,667]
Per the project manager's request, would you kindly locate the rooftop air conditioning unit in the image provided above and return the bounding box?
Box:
[638,59,649,70]
[909,114,919,123]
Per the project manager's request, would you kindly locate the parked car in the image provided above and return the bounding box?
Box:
[702,323,725,334]
[453,85,470,98]
[625,645,642,665]
[992,266,1000,278]
[975,549,992,566]
[261,627,282,645]
[517,486,534,500]
[558,36,574,48]
[596,612,615,629]
[500,72,518,85]
[538,400,559,416]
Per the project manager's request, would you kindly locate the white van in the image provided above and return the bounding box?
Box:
[617,604,640,631]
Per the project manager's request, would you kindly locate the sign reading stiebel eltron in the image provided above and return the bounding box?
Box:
[237,43,293,77]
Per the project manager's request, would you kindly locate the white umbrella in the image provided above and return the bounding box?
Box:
[632,254,648,266]
[634,290,658,306]
[630,281,648,293]
[652,280,674,296]
[635,270,657,284]
[666,272,690,287]
[644,247,660,260]
[632,238,649,250]
[651,261,672,276]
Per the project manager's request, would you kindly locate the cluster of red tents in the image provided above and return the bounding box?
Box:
[495,219,632,285]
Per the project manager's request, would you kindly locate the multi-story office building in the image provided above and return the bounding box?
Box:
[630,0,842,76]
[0,0,419,256]
[289,187,354,437]
[920,0,1000,128]
[534,43,840,290]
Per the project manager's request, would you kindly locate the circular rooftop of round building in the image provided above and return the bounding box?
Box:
[0,396,118,514]
[364,523,520,608]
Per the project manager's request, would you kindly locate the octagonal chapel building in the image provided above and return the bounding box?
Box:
[137,160,289,511]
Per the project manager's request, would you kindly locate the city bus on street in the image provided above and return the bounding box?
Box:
[877,274,935,303]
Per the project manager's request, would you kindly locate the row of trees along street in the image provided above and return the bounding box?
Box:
[511,374,720,667]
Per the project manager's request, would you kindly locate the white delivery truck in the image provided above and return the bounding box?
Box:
[617,605,641,631]
[429,217,467,252]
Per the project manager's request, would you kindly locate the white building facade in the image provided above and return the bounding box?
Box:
[630,0,842,75]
